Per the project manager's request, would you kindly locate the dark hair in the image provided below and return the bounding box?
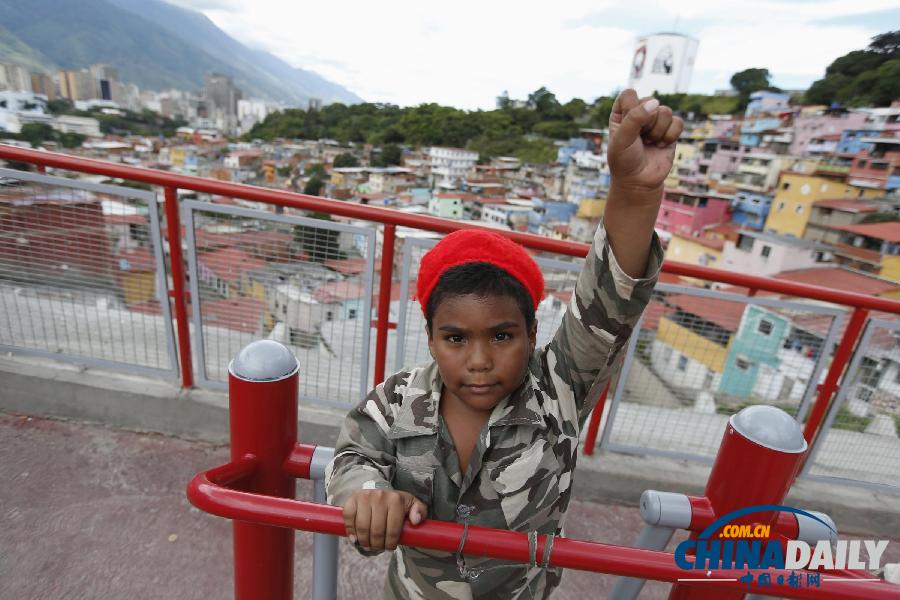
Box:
[425,262,536,331]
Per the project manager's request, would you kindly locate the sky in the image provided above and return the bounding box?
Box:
[168,0,899,109]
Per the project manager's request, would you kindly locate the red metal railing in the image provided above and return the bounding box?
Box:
[186,339,900,600]
[3,144,900,450]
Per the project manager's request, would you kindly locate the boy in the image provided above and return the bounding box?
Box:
[326,89,683,599]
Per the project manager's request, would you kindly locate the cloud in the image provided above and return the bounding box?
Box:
[177,0,897,108]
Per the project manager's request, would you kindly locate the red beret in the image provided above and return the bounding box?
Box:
[416,228,544,315]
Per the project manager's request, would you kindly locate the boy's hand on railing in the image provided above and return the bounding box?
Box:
[343,489,428,552]
[607,88,683,198]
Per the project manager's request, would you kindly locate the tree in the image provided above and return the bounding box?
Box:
[303,176,324,196]
[304,162,327,178]
[805,30,900,107]
[730,68,779,109]
[333,153,360,168]
[17,123,56,147]
[376,144,402,167]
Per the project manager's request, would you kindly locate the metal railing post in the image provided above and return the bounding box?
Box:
[163,186,194,388]
[801,307,868,446]
[668,405,808,600]
[374,224,396,385]
[229,340,300,600]
[311,447,339,600]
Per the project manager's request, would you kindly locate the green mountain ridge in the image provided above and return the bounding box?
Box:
[0,0,360,106]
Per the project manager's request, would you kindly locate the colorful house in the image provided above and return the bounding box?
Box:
[113,246,156,305]
[721,230,832,278]
[830,222,900,281]
[848,138,900,191]
[730,191,772,231]
[804,199,882,244]
[650,293,740,393]
[763,172,881,238]
[719,306,790,399]
[665,233,724,269]
[656,189,731,237]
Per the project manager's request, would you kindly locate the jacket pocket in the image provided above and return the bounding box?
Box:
[488,439,563,531]
[392,464,435,510]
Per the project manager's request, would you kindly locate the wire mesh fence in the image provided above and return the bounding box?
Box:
[602,284,844,461]
[0,168,176,376]
[182,200,376,408]
[803,318,900,491]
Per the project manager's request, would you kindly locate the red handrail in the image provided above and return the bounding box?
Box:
[3,144,900,314]
[186,457,898,600]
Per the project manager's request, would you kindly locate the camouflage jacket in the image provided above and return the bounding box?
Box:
[326,222,662,599]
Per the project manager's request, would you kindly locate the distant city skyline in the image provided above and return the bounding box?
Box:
[168,0,898,109]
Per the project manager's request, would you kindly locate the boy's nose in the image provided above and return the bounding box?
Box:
[466,342,492,371]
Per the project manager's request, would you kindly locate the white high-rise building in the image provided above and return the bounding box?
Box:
[627,33,699,98]
[429,147,479,186]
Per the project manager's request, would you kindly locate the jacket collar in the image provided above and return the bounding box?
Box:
[387,361,545,439]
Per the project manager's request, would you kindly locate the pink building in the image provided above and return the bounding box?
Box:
[656,189,732,237]
[790,111,867,157]
[699,140,748,185]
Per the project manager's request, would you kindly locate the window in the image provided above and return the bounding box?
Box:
[736,357,751,371]
[782,182,790,190]
[663,346,673,362]
[778,202,786,212]
[737,234,755,251]
[758,319,773,335]
[857,159,867,168]
[677,355,688,371]
[795,204,804,214]
[348,308,357,319]
[761,245,771,258]
[871,162,889,171]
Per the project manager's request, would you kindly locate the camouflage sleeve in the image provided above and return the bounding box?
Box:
[543,220,662,428]
[325,373,403,509]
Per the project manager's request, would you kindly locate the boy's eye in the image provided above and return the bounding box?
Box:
[446,334,464,343]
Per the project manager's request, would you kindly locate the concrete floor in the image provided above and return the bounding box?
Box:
[1,411,898,600]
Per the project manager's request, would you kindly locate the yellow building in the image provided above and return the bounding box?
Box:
[665,233,724,268]
[114,247,156,305]
[763,172,881,238]
[576,198,606,219]
[665,143,699,189]
[881,255,900,284]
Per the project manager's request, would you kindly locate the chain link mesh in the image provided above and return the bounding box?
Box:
[0,170,174,373]
[806,320,900,490]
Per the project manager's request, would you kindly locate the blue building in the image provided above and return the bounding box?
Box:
[837,130,879,155]
[556,137,593,165]
[528,198,578,233]
[730,191,772,231]
[740,118,783,147]
[744,91,790,118]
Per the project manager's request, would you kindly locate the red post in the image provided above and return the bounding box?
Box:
[582,382,610,456]
[802,307,869,444]
[669,406,808,600]
[163,186,194,388]
[228,340,299,600]
[374,224,396,385]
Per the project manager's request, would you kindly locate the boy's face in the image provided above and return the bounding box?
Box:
[427,293,536,415]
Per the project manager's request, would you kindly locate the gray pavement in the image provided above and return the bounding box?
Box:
[0,411,686,600]
[3,411,900,600]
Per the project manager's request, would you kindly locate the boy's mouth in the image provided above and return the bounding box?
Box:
[466,383,498,394]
